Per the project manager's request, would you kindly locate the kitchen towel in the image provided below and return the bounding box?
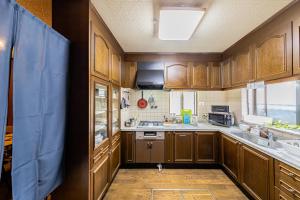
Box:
[0,0,15,179]
[12,3,69,200]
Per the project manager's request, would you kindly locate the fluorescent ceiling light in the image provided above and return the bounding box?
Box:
[159,8,205,40]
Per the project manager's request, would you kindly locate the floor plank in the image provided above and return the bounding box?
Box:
[104,169,248,200]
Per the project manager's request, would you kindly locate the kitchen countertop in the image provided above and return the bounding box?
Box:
[121,123,300,171]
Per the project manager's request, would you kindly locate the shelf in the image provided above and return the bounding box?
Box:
[95,110,107,115]
[95,96,107,99]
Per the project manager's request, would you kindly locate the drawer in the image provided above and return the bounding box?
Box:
[275,160,300,192]
[275,187,293,200]
[278,180,300,199]
[112,132,121,146]
[93,142,110,166]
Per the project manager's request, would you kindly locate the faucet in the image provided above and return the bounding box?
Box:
[268,132,274,141]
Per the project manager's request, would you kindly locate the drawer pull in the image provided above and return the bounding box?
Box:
[288,172,296,178]
[179,135,187,137]
[280,180,300,198]
[280,165,300,182]
[279,195,287,200]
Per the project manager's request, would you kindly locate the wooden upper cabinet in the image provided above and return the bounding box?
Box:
[111,53,121,85]
[240,145,274,200]
[254,21,292,81]
[231,50,253,86]
[164,62,191,89]
[221,59,231,88]
[90,22,110,80]
[123,62,137,88]
[293,17,300,75]
[191,63,210,89]
[209,62,222,89]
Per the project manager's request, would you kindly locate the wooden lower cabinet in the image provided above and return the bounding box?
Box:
[174,132,194,163]
[110,134,121,179]
[121,132,135,164]
[221,134,239,180]
[136,140,151,163]
[91,152,110,200]
[194,132,218,163]
[239,145,274,200]
[136,140,164,163]
[275,187,293,200]
[165,132,174,163]
[275,160,300,200]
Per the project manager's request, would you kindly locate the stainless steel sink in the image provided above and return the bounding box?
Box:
[230,130,279,149]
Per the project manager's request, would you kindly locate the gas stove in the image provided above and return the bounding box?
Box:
[137,121,164,128]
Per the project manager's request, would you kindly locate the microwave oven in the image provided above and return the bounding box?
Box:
[208,112,234,127]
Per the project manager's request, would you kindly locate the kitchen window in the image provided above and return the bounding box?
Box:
[170,91,197,115]
[242,80,300,125]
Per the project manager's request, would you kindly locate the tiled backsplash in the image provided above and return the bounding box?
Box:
[121,88,242,126]
[121,89,170,122]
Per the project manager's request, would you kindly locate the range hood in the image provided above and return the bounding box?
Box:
[135,62,164,90]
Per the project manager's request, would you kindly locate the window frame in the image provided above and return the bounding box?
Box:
[169,90,197,116]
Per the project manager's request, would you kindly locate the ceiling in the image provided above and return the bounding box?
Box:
[92,0,293,53]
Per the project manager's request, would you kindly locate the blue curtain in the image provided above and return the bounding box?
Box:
[11,4,69,200]
[0,0,14,178]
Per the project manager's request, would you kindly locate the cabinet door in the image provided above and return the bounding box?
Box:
[121,132,135,164]
[165,62,191,89]
[191,63,210,89]
[210,63,222,89]
[150,140,165,163]
[165,132,174,163]
[90,77,109,151]
[221,59,231,88]
[110,133,121,179]
[195,132,217,163]
[111,53,121,85]
[240,145,273,200]
[111,85,120,136]
[254,21,292,81]
[221,135,239,180]
[231,50,253,86]
[136,140,151,163]
[294,17,300,75]
[91,153,110,200]
[90,22,110,80]
[174,132,194,163]
[123,62,137,88]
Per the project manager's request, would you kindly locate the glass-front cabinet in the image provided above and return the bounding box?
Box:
[93,78,109,149]
[111,85,120,136]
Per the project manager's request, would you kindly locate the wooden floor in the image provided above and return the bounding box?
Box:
[104,169,248,200]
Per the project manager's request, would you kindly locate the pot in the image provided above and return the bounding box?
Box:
[137,91,148,109]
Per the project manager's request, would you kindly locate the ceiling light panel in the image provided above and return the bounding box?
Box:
[159,8,205,40]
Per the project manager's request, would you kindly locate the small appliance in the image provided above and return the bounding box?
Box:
[208,105,234,127]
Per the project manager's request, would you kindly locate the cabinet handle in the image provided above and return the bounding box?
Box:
[288,172,296,178]
[280,165,300,182]
[280,181,298,196]
[279,195,287,200]
[179,135,186,137]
